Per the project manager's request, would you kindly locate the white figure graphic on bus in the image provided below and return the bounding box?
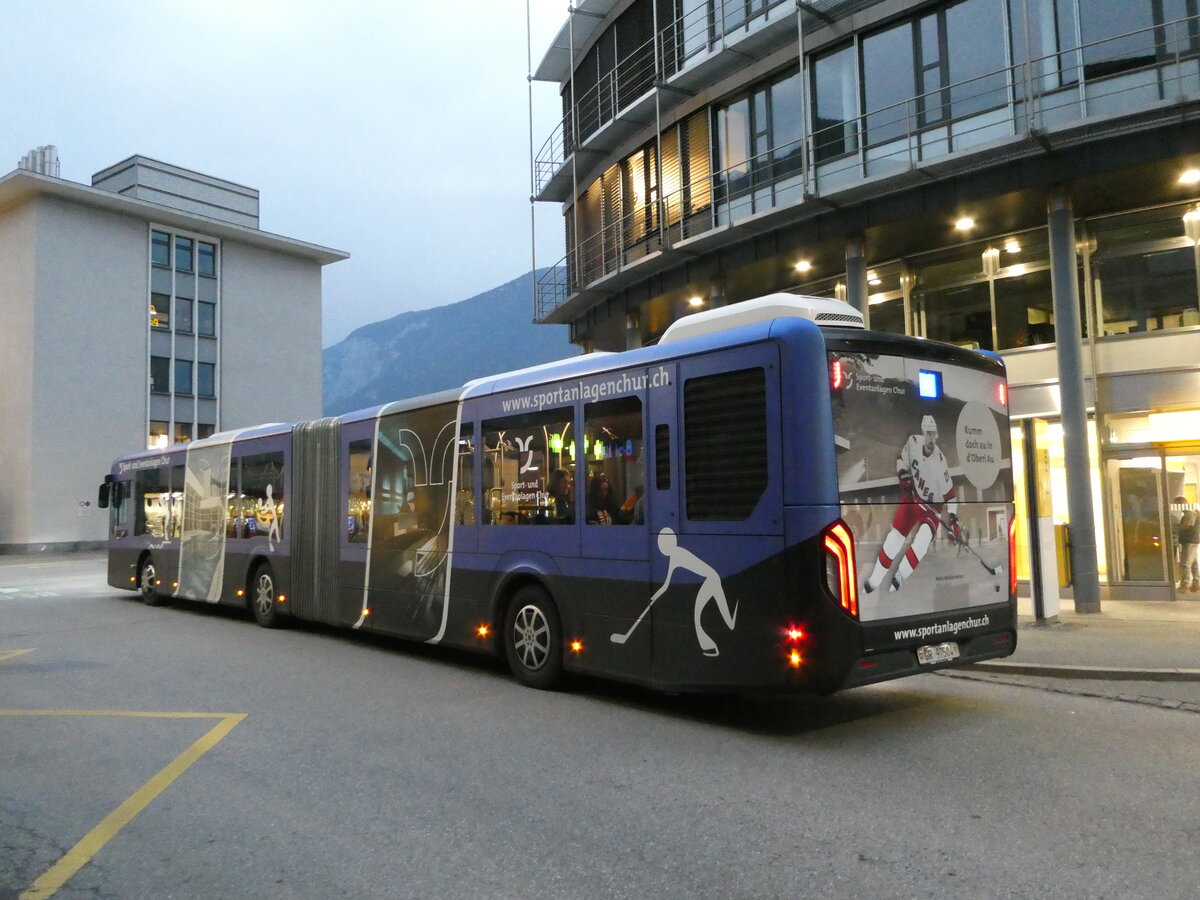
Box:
[263,483,281,551]
[610,527,738,656]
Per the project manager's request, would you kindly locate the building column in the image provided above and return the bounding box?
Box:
[1047,190,1101,613]
[845,236,868,314]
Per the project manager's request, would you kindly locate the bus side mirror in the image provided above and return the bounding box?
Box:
[98,475,112,509]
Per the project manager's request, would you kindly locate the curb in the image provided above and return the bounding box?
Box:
[965,661,1200,682]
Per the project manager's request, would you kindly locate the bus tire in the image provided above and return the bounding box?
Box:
[503,585,563,690]
[250,562,283,629]
[139,556,166,606]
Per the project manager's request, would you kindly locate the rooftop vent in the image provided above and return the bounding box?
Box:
[18,145,60,177]
[658,293,865,345]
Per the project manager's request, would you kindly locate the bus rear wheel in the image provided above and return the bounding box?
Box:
[139,556,166,606]
[503,585,563,690]
[250,562,283,629]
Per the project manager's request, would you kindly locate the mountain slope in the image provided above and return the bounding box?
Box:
[323,269,573,416]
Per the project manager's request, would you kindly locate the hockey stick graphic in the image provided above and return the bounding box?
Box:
[911,495,1004,577]
[610,582,668,644]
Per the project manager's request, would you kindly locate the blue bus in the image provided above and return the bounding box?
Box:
[99,294,1016,694]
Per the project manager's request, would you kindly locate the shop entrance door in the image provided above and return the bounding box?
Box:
[1104,443,1200,600]
[1164,443,1200,599]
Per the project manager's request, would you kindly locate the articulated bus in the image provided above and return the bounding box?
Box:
[100,294,1016,695]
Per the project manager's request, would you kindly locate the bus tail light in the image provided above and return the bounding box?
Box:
[823,520,859,619]
[1008,516,1018,598]
[830,358,845,390]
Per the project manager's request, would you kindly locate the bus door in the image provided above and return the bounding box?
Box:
[651,346,786,687]
[341,419,375,626]
[226,438,287,605]
[575,370,662,681]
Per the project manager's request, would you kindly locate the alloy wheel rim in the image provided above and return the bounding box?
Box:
[513,604,549,670]
[255,575,274,617]
[141,564,156,595]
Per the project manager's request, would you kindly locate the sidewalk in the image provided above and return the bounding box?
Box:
[980,595,1200,679]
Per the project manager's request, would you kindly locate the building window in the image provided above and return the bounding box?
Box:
[150,356,170,394]
[175,236,193,272]
[716,68,803,212]
[148,420,169,449]
[812,45,859,162]
[1088,205,1200,336]
[174,422,193,444]
[198,242,217,277]
[197,362,216,398]
[151,231,170,267]
[861,0,1007,146]
[1008,0,1079,92]
[175,297,193,333]
[150,292,170,330]
[175,359,193,396]
[1080,0,1157,79]
[197,424,215,440]
[912,252,994,350]
[862,19,915,145]
[198,301,216,336]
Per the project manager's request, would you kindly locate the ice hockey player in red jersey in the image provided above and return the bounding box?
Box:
[864,414,958,593]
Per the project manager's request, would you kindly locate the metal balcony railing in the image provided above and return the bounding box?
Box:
[536,12,1200,322]
[533,0,791,197]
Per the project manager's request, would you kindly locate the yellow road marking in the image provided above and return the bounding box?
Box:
[0,648,35,662]
[1,710,246,900]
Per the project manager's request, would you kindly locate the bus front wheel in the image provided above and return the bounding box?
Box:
[139,556,166,606]
[503,585,564,690]
[250,562,283,629]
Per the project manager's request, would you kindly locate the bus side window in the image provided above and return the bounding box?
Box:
[583,396,644,526]
[169,465,184,540]
[135,468,170,538]
[240,452,285,540]
[456,424,475,525]
[111,480,132,537]
[347,440,372,543]
[482,407,574,525]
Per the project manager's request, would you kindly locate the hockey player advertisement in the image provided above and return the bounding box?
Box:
[830,351,1013,623]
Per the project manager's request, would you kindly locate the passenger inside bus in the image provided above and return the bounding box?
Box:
[586,474,627,525]
[547,468,574,524]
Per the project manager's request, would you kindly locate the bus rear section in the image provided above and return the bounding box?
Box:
[822,333,1017,690]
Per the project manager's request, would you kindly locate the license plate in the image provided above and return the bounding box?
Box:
[916,642,960,665]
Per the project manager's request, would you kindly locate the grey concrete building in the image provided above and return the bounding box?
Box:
[0,154,347,552]
[531,1,1200,604]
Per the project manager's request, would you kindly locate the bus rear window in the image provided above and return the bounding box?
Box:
[828,351,1012,504]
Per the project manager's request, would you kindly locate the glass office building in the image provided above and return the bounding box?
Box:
[531,0,1200,602]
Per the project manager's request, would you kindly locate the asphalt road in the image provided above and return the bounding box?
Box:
[2,554,1198,899]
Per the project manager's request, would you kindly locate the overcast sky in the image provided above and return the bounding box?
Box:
[2,1,567,346]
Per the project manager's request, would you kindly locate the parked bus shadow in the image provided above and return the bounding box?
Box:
[115,593,938,736]
[572,676,937,737]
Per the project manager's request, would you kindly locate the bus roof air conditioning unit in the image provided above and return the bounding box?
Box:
[659,293,865,345]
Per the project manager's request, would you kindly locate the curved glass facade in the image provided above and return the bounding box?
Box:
[533,0,1200,599]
